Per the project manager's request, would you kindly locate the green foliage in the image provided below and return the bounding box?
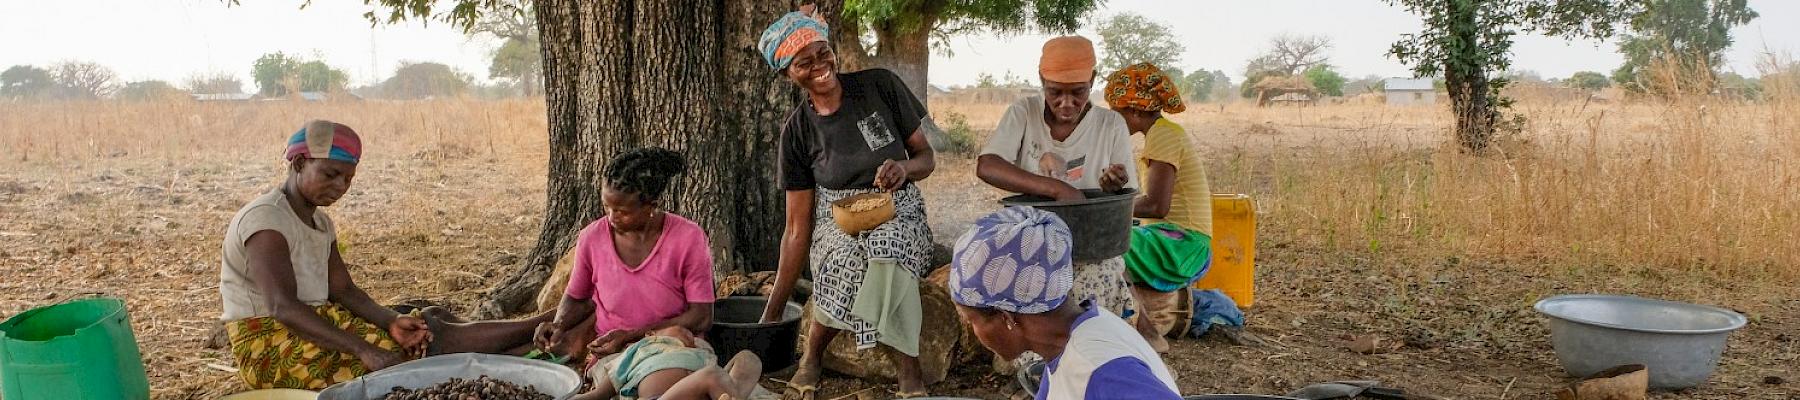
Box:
[1716,71,1761,99]
[935,111,980,157]
[489,38,541,95]
[843,0,1102,37]
[264,0,523,32]
[379,62,473,99]
[1385,0,1630,152]
[1182,69,1216,102]
[252,52,349,96]
[1567,71,1611,90]
[1093,13,1183,74]
[1611,0,1757,94]
[117,80,188,102]
[1304,64,1346,96]
[1,65,56,100]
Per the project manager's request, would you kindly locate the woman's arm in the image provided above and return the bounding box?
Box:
[247,231,399,369]
[1132,160,1177,219]
[876,131,937,190]
[593,303,714,352]
[977,154,1084,201]
[761,189,816,322]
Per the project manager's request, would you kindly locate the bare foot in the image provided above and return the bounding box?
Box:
[724,351,763,399]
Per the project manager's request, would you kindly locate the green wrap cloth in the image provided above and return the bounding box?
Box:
[1124,222,1213,292]
[848,257,922,357]
[610,336,716,397]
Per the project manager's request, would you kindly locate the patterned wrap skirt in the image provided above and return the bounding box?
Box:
[809,184,933,350]
[225,304,405,390]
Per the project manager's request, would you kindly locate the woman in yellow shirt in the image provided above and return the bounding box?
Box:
[1103,62,1213,352]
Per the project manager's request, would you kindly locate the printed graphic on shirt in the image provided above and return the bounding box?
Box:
[1035,152,1087,183]
[857,112,896,151]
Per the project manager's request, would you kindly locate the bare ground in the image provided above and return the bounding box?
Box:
[1,103,1795,399]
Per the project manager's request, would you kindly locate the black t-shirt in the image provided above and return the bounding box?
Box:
[779,69,927,191]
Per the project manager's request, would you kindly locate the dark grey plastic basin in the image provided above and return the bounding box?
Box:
[1000,188,1136,262]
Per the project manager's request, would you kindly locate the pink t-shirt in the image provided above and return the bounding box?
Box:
[565,213,715,335]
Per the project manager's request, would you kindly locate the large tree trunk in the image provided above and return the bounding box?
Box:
[817,1,936,107]
[1443,0,1495,153]
[477,0,796,319]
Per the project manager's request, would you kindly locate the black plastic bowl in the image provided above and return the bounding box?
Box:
[999,188,1137,262]
[707,296,802,372]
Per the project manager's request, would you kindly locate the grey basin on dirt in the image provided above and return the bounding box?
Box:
[1534,294,1746,390]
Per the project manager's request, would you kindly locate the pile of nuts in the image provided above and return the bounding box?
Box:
[381,376,552,400]
[843,196,886,212]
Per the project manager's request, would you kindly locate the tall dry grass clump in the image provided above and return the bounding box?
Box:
[0,99,548,170]
[1207,86,1798,279]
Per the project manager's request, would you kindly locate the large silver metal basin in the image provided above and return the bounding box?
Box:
[318,353,581,399]
[1534,294,1746,390]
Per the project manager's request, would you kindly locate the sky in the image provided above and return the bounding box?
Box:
[2,0,1795,89]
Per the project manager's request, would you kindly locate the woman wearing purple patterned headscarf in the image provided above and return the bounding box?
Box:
[951,207,1182,400]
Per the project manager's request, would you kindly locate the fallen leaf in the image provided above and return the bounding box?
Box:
[1350,335,1382,354]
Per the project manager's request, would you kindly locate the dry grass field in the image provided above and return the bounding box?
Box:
[1,93,1796,399]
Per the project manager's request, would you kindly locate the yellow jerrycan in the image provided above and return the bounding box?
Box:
[1197,194,1256,308]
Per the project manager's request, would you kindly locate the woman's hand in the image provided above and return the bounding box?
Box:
[875,159,908,191]
[387,315,432,358]
[534,321,566,351]
[1099,164,1129,193]
[587,329,641,357]
[357,348,407,371]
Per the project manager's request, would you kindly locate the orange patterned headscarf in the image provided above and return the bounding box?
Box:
[1103,62,1186,114]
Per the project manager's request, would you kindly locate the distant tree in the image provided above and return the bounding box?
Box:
[1,65,57,100]
[1612,0,1757,94]
[1246,34,1332,77]
[1716,71,1761,99]
[1183,69,1217,102]
[252,52,349,96]
[51,61,119,99]
[1504,69,1545,84]
[1208,70,1234,102]
[1346,74,1385,95]
[470,0,541,97]
[1243,34,1332,98]
[117,80,189,101]
[185,72,244,94]
[1094,13,1184,75]
[1386,0,1631,152]
[379,61,473,99]
[1567,71,1611,90]
[976,72,999,89]
[1304,64,1347,96]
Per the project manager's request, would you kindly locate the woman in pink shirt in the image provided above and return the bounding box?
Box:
[532,149,722,392]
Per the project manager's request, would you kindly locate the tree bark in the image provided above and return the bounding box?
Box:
[1443,0,1494,153]
[477,0,796,319]
[816,0,936,107]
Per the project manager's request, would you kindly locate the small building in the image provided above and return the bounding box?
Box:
[1383,78,1436,106]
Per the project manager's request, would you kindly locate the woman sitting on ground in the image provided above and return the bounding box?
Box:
[220,120,545,390]
[950,207,1182,400]
[531,148,738,399]
[1104,62,1215,352]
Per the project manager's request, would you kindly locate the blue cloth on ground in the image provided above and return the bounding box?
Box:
[1187,289,1244,338]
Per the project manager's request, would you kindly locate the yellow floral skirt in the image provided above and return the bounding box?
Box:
[225,304,401,390]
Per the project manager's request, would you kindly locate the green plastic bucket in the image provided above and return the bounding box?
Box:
[0,297,151,400]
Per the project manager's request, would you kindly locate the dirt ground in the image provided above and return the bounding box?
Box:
[1,100,1795,399]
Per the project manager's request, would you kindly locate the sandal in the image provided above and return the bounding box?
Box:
[781,383,817,400]
[895,390,931,398]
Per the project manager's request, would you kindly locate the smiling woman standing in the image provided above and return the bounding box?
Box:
[755,7,939,399]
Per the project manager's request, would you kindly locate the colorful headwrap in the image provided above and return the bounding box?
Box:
[758,8,830,70]
[1104,62,1186,114]
[285,120,362,164]
[949,206,1076,314]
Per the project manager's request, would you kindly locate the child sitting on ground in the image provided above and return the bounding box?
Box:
[573,325,763,400]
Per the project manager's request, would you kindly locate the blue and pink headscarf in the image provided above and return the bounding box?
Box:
[950,206,1076,314]
[285,120,362,164]
[758,7,830,70]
